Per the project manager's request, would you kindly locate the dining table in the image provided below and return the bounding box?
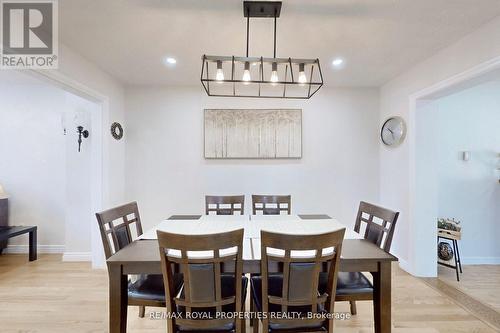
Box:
[106,214,397,333]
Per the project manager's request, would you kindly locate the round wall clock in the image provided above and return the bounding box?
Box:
[110,122,124,140]
[381,116,406,147]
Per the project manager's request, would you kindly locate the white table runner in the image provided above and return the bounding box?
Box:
[138,215,362,260]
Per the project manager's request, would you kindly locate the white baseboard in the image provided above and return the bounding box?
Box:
[62,252,92,262]
[461,257,500,265]
[4,244,64,254]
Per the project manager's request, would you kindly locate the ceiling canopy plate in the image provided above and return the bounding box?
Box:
[243,1,282,18]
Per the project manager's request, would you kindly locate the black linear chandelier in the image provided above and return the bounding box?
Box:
[201,1,324,99]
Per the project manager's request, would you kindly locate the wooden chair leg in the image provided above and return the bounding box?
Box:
[349,300,357,315]
[249,293,254,327]
[138,305,146,318]
[252,318,259,333]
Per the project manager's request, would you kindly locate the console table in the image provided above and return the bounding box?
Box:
[437,228,462,281]
[0,226,37,261]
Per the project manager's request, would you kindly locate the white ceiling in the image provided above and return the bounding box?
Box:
[59,0,500,87]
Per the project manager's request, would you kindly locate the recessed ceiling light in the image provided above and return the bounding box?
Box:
[164,57,177,65]
[332,58,344,67]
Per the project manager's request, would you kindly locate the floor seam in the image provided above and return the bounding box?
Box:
[421,277,500,332]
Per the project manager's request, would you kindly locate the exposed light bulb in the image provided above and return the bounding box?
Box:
[270,62,278,85]
[242,61,251,84]
[242,70,251,82]
[332,58,344,67]
[298,63,307,84]
[165,57,176,64]
[215,60,224,82]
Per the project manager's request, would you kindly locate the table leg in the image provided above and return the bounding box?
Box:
[373,261,391,333]
[29,229,37,261]
[451,240,460,281]
[108,264,128,333]
[454,240,463,273]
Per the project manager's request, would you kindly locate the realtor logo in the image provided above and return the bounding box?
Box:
[1,0,58,69]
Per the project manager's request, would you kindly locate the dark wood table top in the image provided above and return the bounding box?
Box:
[107,215,397,274]
[106,215,397,333]
[0,226,37,240]
[108,238,397,264]
[167,215,202,220]
[297,214,331,219]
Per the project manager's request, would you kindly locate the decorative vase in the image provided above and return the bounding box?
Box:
[438,241,454,261]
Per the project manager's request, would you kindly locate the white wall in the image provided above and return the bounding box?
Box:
[124,86,381,232]
[436,81,500,264]
[379,16,500,276]
[45,43,126,208]
[63,93,97,258]
[0,73,67,251]
[0,44,125,266]
[0,72,97,257]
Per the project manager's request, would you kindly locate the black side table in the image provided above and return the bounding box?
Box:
[0,226,37,261]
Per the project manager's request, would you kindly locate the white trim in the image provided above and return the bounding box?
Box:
[407,55,500,277]
[62,252,92,262]
[5,245,64,254]
[461,257,500,265]
[409,55,500,101]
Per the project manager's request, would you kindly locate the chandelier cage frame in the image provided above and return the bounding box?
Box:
[200,1,324,99]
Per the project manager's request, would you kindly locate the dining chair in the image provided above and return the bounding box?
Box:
[251,229,345,333]
[249,194,291,326]
[157,228,247,333]
[251,195,291,215]
[323,201,399,315]
[205,195,245,215]
[96,202,182,318]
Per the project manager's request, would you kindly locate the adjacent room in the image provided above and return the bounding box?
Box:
[1,1,500,332]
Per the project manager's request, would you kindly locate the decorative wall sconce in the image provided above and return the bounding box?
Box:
[77,126,89,152]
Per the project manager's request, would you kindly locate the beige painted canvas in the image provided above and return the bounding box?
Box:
[204,109,302,159]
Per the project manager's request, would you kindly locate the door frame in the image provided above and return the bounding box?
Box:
[406,55,500,276]
[28,69,107,269]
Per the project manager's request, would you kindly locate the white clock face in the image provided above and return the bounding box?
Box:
[381,117,406,146]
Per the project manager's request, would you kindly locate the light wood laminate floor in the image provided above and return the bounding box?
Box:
[0,254,497,333]
[438,265,500,313]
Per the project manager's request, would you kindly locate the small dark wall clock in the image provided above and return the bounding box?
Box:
[111,122,124,140]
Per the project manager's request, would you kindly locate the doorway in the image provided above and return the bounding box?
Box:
[411,65,500,321]
[0,70,104,267]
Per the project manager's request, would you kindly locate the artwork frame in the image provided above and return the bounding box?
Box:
[204,109,302,159]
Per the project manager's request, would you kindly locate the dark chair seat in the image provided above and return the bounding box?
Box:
[129,273,183,303]
[251,274,327,331]
[318,272,373,296]
[177,274,248,332]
